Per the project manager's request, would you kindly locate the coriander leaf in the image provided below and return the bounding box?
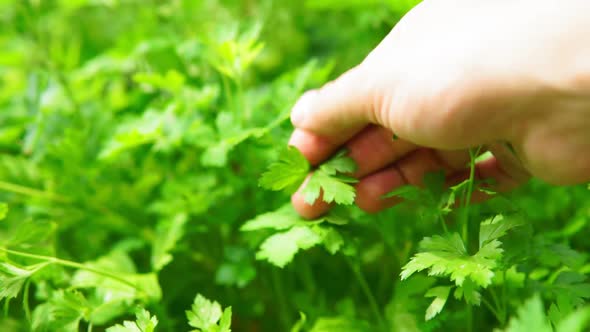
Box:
[186,294,222,330]
[151,214,188,271]
[313,226,344,254]
[303,172,356,205]
[218,307,232,332]
[240,204,301,231]
[556,306,590,332]
[186,294,232,332]
[318,150,356,175]
[259,147,309,193]
[302,174,322,204]
[99,110,165,160]
[0,262,46,300]
[401,233,501,288]
[479,215,522,248]
[106,308,159,332]
[300,150,358,205]
[71,251,162,302]
[501,295,552,332]
[32,290,90,332]
[547,271,590,315]
[424,286,451,320]
[453,279,482,306]
[255,226,322,268]
[309,316,372,332]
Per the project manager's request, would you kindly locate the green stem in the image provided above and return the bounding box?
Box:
[461,146,482,244]
[482,295,502,324]
[23,280,32,323]
[501,270,508,324]
[270,269,291,331]
[347,259,386,331]
[221,76,234,113]
[439,214,449,234]
[489,287,506,325]
[467,304,473,332]
[0,181,70,203]
[0,248,143,294]
[3,297,10,317]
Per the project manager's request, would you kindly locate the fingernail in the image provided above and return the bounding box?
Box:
[291,92,313,126]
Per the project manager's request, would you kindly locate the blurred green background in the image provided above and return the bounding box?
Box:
[1,1,589,331]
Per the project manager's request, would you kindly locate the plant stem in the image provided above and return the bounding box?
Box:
[467,304,473,332]
[23,280,32,323]
[0,247,143,293]
[3,297,9,317]
[347,259,386,331]
[482,296,502,324]
[439,214,449,234]
[270,269,291,331]
[501,269,508,324]
[489,287,506,325]
[461,146,482,244]
[0,181,70,203]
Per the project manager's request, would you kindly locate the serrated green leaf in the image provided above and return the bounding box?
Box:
[32,290,90,332]
[106,308,158,332]
[0,262,46,300]
[255,226,322,268]
[218,307,232,332]
[318,150,356,175]
[453,279,481,306]
[240,204,301,231]
[71,251,162,302]
[259,147,310,193]
[309,316,371,332]
[401,233,501,288]
[479,215,522,248]
[303,172,356,205]
[186,294,223,330]
[500,295,552,332]
[556,306,590,332]
[314,226,344,254]
[424,286,451,320]
[299,150,358,205]
[186,294,231,332]
[151,213,188,271]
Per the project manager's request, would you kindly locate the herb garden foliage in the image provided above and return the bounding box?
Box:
[1,1,590,332]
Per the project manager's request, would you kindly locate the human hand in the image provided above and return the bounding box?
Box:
[289,0,590,219]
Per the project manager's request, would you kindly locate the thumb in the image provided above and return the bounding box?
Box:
[291,65,379,141]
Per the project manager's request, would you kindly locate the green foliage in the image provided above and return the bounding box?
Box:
[186,294,232,332]
[259,147,310,193]
[241,204,345,268]
[302,150,358,205]
[106,309,159,332]
[401,231,500,288]
[499,295,590,332]
[261,148,358,205]
[0,203,7,220]
[1,0,590,331]
[0,262,44,300]
[308,316,371,332]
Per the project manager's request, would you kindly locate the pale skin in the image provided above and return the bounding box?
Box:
[289,0,590,219]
